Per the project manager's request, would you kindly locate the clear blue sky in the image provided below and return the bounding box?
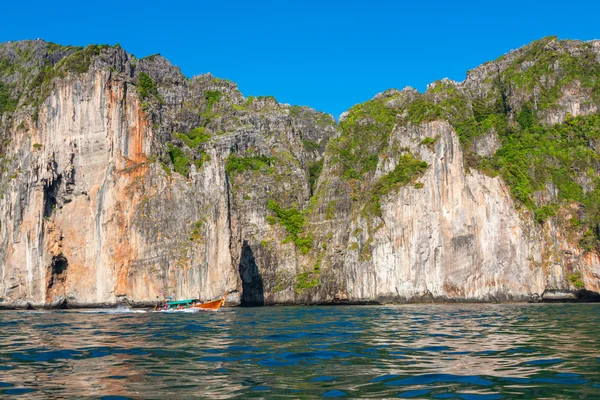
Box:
[1,0,599,118]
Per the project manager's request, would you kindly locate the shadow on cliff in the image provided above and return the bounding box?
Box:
[238,240,264,306]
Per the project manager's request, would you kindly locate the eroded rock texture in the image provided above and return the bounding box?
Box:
[1,37,600,307]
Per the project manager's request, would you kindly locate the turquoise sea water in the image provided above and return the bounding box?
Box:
[1,304,599,398]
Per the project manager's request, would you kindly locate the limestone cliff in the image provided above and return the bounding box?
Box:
[1,37,599,308]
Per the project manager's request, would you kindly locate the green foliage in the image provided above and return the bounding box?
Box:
[295,271,319,291]
[61,44,108,74]
[517,105,536,130]
[503,37,600,109]
[160,161,172,176]
[26,65,61,114]
[204,90,222,111]
[189,220,205,242]
[308,159,323,192]
[243,96,255,107]
[191,149,210,170]
[1,43,116,115]
[534,204,558,223]
[0,81,17,115]
[323,37,600,249]
[302,139,320,152]
[419,135,440,151]
[138,72,158,100]
[289,105,303,117]
[46,42,75,54]
[225,154,273,175]
[329,83,465,183]
[293,234,313,254]
[6,44,115,114]
[403,96,444,125]
[331,95,399,180]
[141,54,160,61]
[267,199,312,254]
[193,154,207,170]
[32,143,42,151]
[472,96,506,123]
[267,199,304,236]
[479,115,600,231]
[313,260,321,273]
[404,83,472,132]
[175,127,212,149]
[377,153,428,188]
[568,271,585,288]
[580,228,599,252]
[368,154,429,216]
[167,144,190,177]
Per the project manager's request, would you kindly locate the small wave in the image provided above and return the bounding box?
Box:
[79,306,147,314]
[110,306,147,314]
[17,310,50,314]
[155,308,200,313]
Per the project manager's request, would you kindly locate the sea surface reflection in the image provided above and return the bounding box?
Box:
[1,303,599,398]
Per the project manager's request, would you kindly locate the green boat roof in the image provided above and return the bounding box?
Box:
[167,299,196,305]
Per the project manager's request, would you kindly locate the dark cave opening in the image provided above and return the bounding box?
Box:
[43,175,62,218]
[51,255,68,275]
[238,240,264,306]
[47,254,68,290]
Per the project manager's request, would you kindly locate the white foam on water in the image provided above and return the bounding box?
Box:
[156,308,200,313]
[77,306,147,314]
[110,305,147,314]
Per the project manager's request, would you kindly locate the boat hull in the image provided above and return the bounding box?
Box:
[154,291,229,312]
[192,291,228,311]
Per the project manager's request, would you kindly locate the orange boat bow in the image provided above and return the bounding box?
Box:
[193,291,228,310]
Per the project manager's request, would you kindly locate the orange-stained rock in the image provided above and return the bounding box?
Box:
[1,39,600,309]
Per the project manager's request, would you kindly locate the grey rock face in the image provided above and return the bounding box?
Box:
[0,37,599,308]
[304,121,547,303]
[0,42,336,307]
[472,129,500,157]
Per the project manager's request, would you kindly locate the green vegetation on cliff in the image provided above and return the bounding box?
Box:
[0,81,17,115]
[167,144,190,177]
[308,159,323,192]
[61,44,109,74]
[480,115,600,206]
[322,37,600,249]
[204,90,222,111]
[568,271,585,288]
[370,154,429,216]
[295,270,319,291]
[225,154,273,175]
[138,72,159,100]
[330,94,398,181]
[266,199,312,254]
[175,127,212,149]
[502,37,600,108]
[0,42,117,118]
[2,37,600,265]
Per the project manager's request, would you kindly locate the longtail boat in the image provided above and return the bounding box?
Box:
[193,291,228,310]
[160,291,229,312]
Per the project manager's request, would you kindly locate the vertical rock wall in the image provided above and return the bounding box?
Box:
[1,37,600,308]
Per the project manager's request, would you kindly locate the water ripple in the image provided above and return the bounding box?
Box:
[1,304,599,398]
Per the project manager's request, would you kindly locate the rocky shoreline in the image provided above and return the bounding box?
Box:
[2,289,599,310]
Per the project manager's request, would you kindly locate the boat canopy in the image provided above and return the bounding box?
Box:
[167,299,196,306]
